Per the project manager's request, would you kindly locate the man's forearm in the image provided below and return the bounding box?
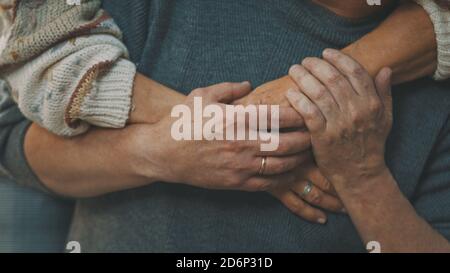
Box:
[338,169,450,253]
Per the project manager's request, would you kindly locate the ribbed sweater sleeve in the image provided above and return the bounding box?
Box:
[0,0,136,136]
[414,0,450,80]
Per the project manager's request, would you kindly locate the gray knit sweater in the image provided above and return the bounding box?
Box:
[2,0,450,252]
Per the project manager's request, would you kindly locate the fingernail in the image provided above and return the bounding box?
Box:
[384,68,392,79]
[241,81,251,86]
[290,64,301,71]
[301,58,311,66]
[318,218,327,224]
[322,48,335,58]
[323,48,332,57]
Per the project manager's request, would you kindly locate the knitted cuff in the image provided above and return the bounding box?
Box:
[414,0,450,80]
[69,59,136,128]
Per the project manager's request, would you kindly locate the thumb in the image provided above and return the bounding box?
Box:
[375,67,392,113]
[206,81,253,103]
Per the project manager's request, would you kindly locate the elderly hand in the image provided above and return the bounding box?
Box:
[133,82,312,192]
[269,160,345,224]
[234,77,345,223]
[234,76,299,107]
[286,49,393,194]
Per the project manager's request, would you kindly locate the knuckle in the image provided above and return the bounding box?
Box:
[321,135,335,146]
[325,72,344,86]
[305,104,320,118]
[277,141,289,154]
[275,161,289,173]
[226,175,246,188]
[320,102,334,115]
[350,66,366,78]
[312,86,328,100]
[291,203,305,215]
[352,115,364,126]
[252,181,272,191]
[222,140,242,153]
[338,126,353,141]
[368,100,382,114]
[229,156,252,173]
[309,191,323,205]
[349,110,364,124]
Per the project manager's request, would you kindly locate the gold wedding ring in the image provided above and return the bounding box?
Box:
[258,156,268,175]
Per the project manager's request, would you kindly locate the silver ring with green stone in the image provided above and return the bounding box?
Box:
[302,181,313,197]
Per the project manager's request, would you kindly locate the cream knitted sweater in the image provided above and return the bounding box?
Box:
[416,0,450,80]
[0,0,448,137]
[0,0,135,136]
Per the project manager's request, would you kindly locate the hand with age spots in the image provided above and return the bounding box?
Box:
[285,49,393,194]
[234,76,346,224]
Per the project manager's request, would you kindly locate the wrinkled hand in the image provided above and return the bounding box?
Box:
[269,160,345,224]
[234,76,299,107]
[286,49,393,193]
[135,82,312,192]
[233,76,345,223]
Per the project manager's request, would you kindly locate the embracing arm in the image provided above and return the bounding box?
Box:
[238,1,441,106]
[19,78,312,198]
[22,73,184,198]
[0,71,183,198]
[342,1,438,84]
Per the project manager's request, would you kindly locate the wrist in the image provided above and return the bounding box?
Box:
[342,43,381,79]
[336,166,399,203]
[128,74,155,124]
[129,74,185,125]
[122,124,166,183]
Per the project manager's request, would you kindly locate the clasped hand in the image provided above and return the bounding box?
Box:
[137,49,392,224]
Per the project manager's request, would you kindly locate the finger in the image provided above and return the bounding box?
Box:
[285,89,326,135]
[273,106,305,128]
[202,82,253,103]
[243,105,305,131]
[289,64,340,120]
[257,130,311,156]
[374,67,393,113]
[251,154,309,176]
[304,166,338,197]
[270,190,327,224]
[243,171,297,192]
[300,57,353,110]
[322,49,376,97]
[291,181,345,213]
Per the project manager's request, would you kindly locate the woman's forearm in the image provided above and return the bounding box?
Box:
[239,2,438,107]
[342,1,437,84]
[128,73,185,124]
[24,74,185,198]
[339,169,450,253]
[24,123,153,198]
